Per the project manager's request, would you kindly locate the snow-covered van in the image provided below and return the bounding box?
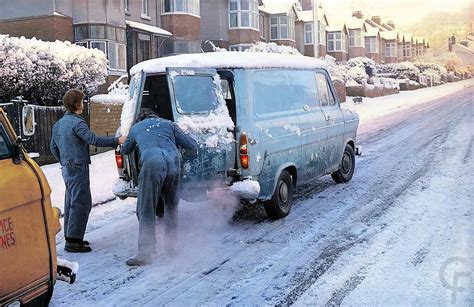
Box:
[0,108,76,305]
[114,52,359,219]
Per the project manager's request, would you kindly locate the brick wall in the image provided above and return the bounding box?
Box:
[318,44,327,57]
[0,15,73,42]
[327,51,348,62]
[89,102,123,154]
[161,14,200,40]
[229,29,260,45]
[348,46,365,59]
[270,39,296,48]
[365,52,380,63]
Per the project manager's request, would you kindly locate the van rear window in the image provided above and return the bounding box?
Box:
[253,70,319,115]
[174,76,219,113]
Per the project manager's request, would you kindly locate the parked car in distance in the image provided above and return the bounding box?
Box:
[0,108,74,306]
[114,52,360,219]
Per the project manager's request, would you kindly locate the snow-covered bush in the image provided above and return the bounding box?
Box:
[0,34,108,105]
[414,62,447,75]
[245,42,301,55]
[347,57,376,78]
[323,55,347,82]
[376,62,420,81]
[346,66,368,84]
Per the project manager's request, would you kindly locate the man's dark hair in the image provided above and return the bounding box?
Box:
[137,109,158,122]
[63,89,84,112]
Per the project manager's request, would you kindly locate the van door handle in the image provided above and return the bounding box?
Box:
[326,115,331,121]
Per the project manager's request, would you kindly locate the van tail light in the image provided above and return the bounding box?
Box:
[115,149,124,169]
[240,133,249,169]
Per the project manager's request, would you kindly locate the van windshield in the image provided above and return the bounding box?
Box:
[174,76,219,113]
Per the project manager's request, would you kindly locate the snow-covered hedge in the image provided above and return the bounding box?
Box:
[347,57,377,78]
[0,35,108,105]
[245,42,301,55]
[414,62,447,75]
[323,55,347,82]
[376,62,420,81]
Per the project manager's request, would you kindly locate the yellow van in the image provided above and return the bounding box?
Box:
[0,108,69,306]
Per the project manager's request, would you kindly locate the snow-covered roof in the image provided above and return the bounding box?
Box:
[297,8,327,24]
[130,52,328,75]
[346,16,365,30]
[125,20,172,36]
[325,11,350,32]
[259,0,296,14]
[380,30,399,41]
[402,33,413,43]
[364,23,379,37]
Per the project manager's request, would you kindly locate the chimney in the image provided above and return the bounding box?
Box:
[387,20,396,29]
[352,11,364,19]
[371,16,382,25]
[301,0,312,11]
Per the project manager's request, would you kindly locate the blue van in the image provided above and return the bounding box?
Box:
[114,52,359,219]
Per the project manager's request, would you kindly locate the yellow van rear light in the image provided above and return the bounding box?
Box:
[240,133,249,169]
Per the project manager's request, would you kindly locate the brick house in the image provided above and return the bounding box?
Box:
[380,30,399,63]
[346,15,367,59]
[401,33,414,61]
[326,21,349,62]
[364,23,381,63]
[200,0,262,52]
[297,7,328,58]
[259,0,298,49]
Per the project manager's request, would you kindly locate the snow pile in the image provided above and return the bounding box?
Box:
[112,178,132,194]
[229,179,260,199]
[346,79,361,87]
[175,74,235,151]
[91,94,127,105]
[57,258,79,274]
[0,34,107,105]
[107,74,129,95]
[245,41,301,55]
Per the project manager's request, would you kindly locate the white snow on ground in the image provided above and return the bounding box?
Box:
[343,78,474,123]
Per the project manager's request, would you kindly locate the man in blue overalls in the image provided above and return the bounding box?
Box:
[121,110,198,266]
[50,89,126,253]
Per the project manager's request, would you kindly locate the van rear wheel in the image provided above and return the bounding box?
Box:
[264,170,294,220]
[331,144,355,184]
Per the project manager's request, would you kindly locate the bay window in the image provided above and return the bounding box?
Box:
[327,32,345,52]
[403,43,411,57]
[385,42,397,57]
[162,0,200,16]
[365,37,378,53]
[108,42,127,71]
[270,15,295,40]
[349,29,362,47]
[229,0,259,29]
[304,23,313,45]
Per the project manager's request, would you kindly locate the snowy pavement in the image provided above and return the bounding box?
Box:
[47,81,473,306]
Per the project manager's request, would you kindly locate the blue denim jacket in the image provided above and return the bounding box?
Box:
[121,116,198,164]
[50,111,118,165]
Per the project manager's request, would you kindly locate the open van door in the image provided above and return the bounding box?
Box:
[166,68,236,201]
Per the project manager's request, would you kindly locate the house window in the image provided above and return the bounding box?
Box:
[365,37,378,53]
[89,25,106,39]
[75,41,88,48]
[327,32,345,52]
[108,42,127,71]
[142,0,149,16]
[162,0,200,15]
[229,0,259,29]
[385,42,397,57]
[229,44,252,51]
[403,43,411,57]
[270,15,295,40]
[124,0,129,11]
[304,22,313,45]
[349,29,362,47]
[319,22,326,45]
[138,33,151,62]
[90,41,107,54]
[259,14,264,38]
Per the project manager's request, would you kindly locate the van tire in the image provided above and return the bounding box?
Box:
[264,170,294,220]
[331,144,355,184]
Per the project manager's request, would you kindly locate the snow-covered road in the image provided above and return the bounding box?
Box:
[50,84,473,306]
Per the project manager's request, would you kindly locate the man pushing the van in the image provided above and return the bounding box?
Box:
[121,110,198,266]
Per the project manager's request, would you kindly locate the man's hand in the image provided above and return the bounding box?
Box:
[118,135,127,145]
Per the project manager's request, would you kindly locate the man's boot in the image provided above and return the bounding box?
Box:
[126,254,153,266]
[65,242,92,253]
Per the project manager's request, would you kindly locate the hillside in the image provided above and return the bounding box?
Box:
[400,9,470,51]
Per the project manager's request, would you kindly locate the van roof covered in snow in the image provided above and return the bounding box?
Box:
[129,52,328,76]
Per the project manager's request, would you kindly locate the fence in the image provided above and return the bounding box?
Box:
[0,99,90,165]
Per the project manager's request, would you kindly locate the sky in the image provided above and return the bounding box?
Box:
[320,0,472,27]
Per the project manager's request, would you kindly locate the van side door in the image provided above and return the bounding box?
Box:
[315,72,345,173]
[0,115,52,301]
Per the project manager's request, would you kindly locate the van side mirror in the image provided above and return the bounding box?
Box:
[22,105,36,136]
